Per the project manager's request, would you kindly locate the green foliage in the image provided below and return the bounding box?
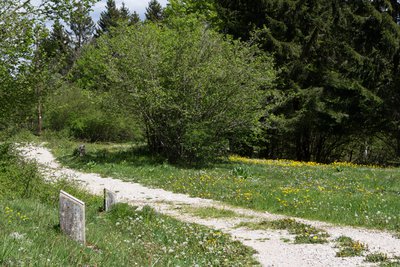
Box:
[45,83,141,142]
[69,1,95,49]
[214,0,400,163]
[74,20,275,162]
[0,143,42,199]
[164,0,222,29]
[0,0,43,128]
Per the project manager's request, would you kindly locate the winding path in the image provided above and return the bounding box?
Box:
[20,144,400,266]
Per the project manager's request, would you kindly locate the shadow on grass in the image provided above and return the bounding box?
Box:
[58,145,163,168]
[58,144,230,170]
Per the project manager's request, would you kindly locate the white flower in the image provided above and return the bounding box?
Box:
[9,232,25,240]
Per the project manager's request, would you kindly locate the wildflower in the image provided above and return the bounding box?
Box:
[9,232,25,240]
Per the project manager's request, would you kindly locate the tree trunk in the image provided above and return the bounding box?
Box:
[36,84,42,136]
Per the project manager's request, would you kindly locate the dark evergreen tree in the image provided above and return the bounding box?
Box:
[42,20,73,74]
[119,2,130,20]
[97,0,120,35]
[145,0,164,22]
[215,0,400,162]
[97,1,140,35]
[130,11,141,25]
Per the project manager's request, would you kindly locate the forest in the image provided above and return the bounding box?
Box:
[2,0,400,165]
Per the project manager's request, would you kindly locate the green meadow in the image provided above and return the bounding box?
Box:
[47,139,400,233]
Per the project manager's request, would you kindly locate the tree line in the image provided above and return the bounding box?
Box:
[2,0,400,165]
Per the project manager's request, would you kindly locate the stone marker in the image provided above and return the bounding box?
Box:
[104,188,117,211]
[78,144,86,157]
[59,190,85,244]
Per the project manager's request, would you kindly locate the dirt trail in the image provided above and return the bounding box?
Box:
[20,144,400,267]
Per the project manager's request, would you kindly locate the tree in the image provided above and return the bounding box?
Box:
[41,0,96,50]
[42,20,73,74]
[97,0,120,35]
[70,1,95,50]
[73,19,275,163]
[130,11,141,25]
[164,0,221,29]
[214,0,400,163]
[0,0,42,127]
[145,0,164,22]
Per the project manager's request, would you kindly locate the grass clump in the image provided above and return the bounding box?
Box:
[365,252,388,263]
[237,218,329,244]
[335,236,368,257]
[184,206,241,219]
[380,256,400,266]
[0,143,259,266]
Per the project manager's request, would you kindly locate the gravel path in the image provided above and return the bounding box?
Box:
[19,144,400,267]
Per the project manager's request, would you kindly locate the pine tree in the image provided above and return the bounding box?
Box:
[145,0,164,22]
[42,20,73,74]
[130,11,141,25]
[97,0,120,35]
[215,0,400,162]
[119,2,130,20]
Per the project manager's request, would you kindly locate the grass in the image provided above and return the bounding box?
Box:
[183,206,242,219]
[0,143,259,266]
[335,236,368,257]
[236,218,329,244]
[365,252,388,263]
[41,138,400,232]
[380,256,400,266]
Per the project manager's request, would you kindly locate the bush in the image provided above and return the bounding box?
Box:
[45,85,142,142]
[0,143,43,199]
[75,19,276,163]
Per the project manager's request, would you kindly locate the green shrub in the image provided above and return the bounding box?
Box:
[0,143,44,199]
[45,85,141,142]
[74,19,275,163]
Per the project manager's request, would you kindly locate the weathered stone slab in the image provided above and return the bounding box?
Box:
[104,188,117,211]
[59,190,85,244]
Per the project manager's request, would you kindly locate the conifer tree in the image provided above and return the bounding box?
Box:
[215,0,400,162]
[97,0,120,35]
[42,20,73,74]
[145,0,164,22]
[130,11,141,25]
